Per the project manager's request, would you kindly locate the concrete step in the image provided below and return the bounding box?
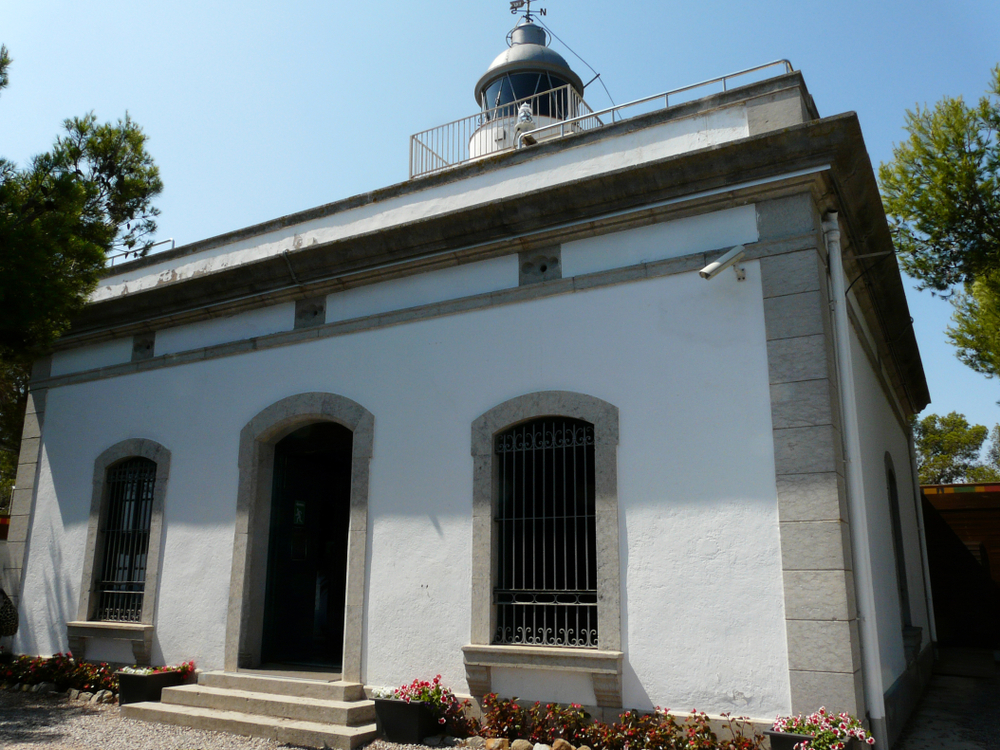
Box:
[121,701,378,750]
[163,683,376,726]
[198,670,366,701]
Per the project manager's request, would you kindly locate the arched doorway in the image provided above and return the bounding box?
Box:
[261,422,353,667]
[226,392,373,681]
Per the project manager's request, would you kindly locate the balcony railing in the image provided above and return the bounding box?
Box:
[409,59,794,179]
[105,238,175,268]
[409,84,597,179]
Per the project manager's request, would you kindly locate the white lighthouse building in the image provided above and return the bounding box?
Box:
[4,7,934,749]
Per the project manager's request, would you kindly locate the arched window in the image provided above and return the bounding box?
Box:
[493,417,597,648]
[96,457,157,622]
[466,392,623,709]
[71,439,170,665]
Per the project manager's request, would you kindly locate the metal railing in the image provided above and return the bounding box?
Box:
[409,84,597,179]
[106,237,175,268]
[493,418,599,649]
[517,59,793,149]
[96,457,156,623]
[409,59,793,179]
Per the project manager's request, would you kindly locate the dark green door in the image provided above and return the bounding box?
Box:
[262,422,352,667]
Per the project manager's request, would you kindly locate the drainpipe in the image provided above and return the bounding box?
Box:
[822,212,887,749]
[907,430,938,644]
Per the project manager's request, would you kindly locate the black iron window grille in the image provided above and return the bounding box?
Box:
[494,418,598,648]
[96,457,156,622]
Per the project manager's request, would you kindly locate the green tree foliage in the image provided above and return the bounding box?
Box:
[0,115,162,356]
[913,412,1000,484]
[879,65,1000,292]
[0,46,162,504]
[0,45,10,92]
[947,270,1000,379]
[0,361,28,510]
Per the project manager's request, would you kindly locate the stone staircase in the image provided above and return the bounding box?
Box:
[121,671,378,749]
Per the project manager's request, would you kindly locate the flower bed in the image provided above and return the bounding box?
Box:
[373,678,765,750]
[0,654,197,699]
[371,676,883,750]
[480,696,763,750]
[0,653,116,693]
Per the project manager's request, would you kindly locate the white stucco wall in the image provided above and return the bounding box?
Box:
[561,205,757,277]
[326,255,518,323]
[155,302,295,357]
[18,252,790,718]
[50,337,134,378]
[849,327,930,690]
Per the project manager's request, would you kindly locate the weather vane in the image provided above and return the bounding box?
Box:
[510,0,546,21]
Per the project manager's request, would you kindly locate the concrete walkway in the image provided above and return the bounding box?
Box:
[895,651,999,749]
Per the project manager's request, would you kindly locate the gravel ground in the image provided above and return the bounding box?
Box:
[0,689,281,750]
[0,690,436,750]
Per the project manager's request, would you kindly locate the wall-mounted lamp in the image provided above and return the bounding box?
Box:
[699,245,746,281]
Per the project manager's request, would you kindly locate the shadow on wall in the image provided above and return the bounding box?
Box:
[15,514,77,657]
[923,497,1000,648]
[41,527,76,654]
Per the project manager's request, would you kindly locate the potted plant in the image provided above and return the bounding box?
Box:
[766,708,874,750]
[116,660,196,705]
[373,675,478,742]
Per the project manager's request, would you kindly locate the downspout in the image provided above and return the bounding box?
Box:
[822,212,887,749]
[907,430,938,643]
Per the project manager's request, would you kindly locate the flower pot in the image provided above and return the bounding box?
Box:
[116,671,187,705]
[373,698,441,743]
[765,730,863,750]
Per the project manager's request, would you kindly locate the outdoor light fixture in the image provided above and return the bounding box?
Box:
[699,245,746,281]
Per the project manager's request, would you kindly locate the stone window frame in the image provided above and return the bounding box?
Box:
[225,392,373,683]
[464,391,624,708]
[68,438,171,665]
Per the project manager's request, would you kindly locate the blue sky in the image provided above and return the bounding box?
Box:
[2,0,998,432]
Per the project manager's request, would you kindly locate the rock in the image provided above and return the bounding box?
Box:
[512,740,534,750]
[424,737,444,747]
[35,682,57,694]
[486,739,510,750]
[466,737,487,749]
[552,740,574,750]
[79,691,93,701]
[533,743,552,750]
[68,688,80,700]
[21,683,32,692]
[577,745,593,750]
[92,689,113,704]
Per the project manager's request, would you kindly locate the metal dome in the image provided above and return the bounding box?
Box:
[474,22,584,109]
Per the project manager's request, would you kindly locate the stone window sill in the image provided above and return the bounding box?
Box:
[462,644,623,707]
[66,621,154,665]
